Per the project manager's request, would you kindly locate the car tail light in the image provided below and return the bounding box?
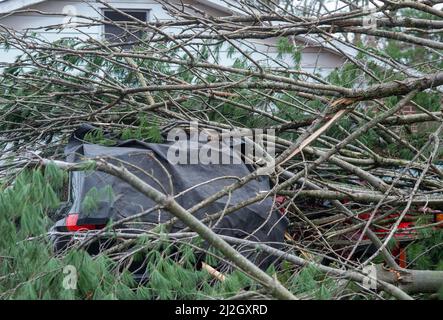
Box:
[65,214,106,232]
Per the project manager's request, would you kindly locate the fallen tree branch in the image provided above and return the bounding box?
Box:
[37,158,297,300]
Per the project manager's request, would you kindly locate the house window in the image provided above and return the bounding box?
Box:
[244,0,275,12]
[103,10,149,46]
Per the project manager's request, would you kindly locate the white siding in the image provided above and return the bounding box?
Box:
[0,0,346,74]
[0,0,169,63]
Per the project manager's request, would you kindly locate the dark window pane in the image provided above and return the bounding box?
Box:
[104,10,147,22]
[103,10,147,47]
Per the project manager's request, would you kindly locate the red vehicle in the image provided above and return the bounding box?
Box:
[275,195,443,268]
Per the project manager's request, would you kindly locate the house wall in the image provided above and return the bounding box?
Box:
[0,0,346,75]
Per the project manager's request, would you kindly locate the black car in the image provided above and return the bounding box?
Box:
[50,125,288,281]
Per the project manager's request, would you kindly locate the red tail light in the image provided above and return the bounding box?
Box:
[66,214,106,232]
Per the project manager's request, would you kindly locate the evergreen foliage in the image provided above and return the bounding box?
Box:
[0,166,336,299]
